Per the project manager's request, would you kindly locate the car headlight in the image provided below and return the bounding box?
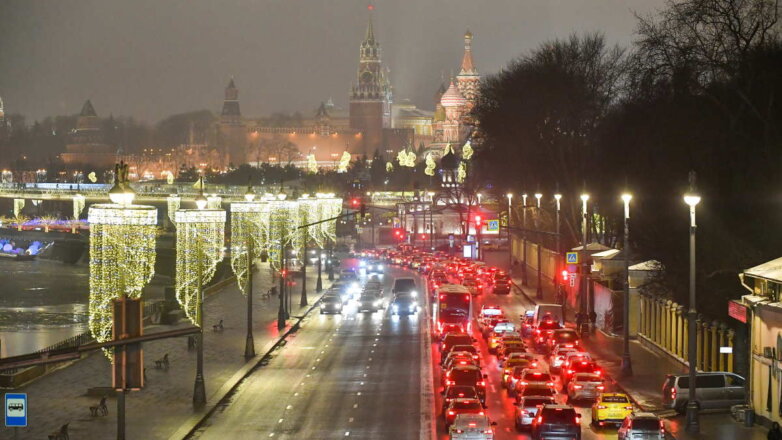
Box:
[374,300,381,307]
[359,261,366,267]
[377,264,383,270]
[410,290,417,298]
[409,304,416,311]
[392,305,399,311]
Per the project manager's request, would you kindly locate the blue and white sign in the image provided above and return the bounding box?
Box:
[566,252,579,264]
[486,220,500,232]
[5,393,27,427]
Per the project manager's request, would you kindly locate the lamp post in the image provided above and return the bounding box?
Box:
[684,191,701,433]
[477,193,482,206]
[554,194,562,299]
[579,194,590,331]
[521,193,528,286]
[277,240,286,330]
[620,193,633,377]
[506,193,512,270]
[475,215,482,261]
[316,251,323,292]
[534,193,543,299]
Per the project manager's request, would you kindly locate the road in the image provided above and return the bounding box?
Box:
[189,260,429,440]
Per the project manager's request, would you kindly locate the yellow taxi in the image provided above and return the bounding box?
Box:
[501,358,533,386]
[489,331,520,353]
[591,393,634,427]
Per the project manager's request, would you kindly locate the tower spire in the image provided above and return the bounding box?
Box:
[365,5,375,43]
[459,29,476,75]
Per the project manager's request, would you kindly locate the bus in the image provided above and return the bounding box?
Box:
[433,284,473,336]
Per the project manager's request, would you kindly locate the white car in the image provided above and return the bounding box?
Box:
[617,412,665,440]
[449,414,495,440]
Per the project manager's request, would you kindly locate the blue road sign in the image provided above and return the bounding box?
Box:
[566,252,579,264]
[5,393,27,427]
[486,220,500,232]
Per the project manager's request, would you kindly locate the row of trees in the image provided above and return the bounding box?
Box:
[473,0,782,320]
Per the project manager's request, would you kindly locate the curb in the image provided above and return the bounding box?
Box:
[167,284,330,440]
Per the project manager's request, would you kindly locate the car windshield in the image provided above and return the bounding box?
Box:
[541,407,577,423]
[632,418,660,430]
[394,279,416,292]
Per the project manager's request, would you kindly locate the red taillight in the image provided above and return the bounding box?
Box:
[483,429,492,434]
[568,369,574,374]
[448,410,455,416]
[457,393,465,397]
[479,411,484,415]
[536,416,543,424]
[546,382,554,387]
[477,381,486,387]
[573,385,583,389]
[520,381,528,386]
[660,420,665,432]
[575,415,581,424]
[671,387,676,400]
[625,406,633,410]
[597,385,605,390]
[473,355,479,359]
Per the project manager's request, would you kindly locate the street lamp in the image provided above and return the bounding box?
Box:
[230,186,262,359]
[506,193,513,270]
[534,192,543,298]
[553,194,562,301]
[620,193,633,377]
[477,193,483,206]
[521,193,528,286]
[684,191,701,433]
[579,193,590,332]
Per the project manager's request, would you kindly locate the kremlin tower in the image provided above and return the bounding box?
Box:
[61,100,116,168]
[349,8,392,156]
[217,78,248,166]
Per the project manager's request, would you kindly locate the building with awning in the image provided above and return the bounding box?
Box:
[740,257,782,427]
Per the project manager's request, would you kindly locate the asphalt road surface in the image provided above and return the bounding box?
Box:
[189,260,429,440]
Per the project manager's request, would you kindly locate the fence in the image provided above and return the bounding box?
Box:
[638,293,736,372]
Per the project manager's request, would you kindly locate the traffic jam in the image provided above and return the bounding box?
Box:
[361,246,668,440]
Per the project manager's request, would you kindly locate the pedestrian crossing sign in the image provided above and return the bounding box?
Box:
[566,252,578,264]
[486,219,500,232]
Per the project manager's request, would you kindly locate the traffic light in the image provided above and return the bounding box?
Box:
[561,269,569,282]
[351,198,360,208]
[475,215,482,225]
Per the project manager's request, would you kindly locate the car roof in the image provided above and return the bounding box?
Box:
[450,364,480,371]
[631,412,660,420]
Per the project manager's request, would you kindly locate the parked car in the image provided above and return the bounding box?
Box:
[661,372,746,413]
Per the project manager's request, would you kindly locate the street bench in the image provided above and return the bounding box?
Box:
[154,353,169,370]
[89,396,108,417]
[47,423,69,440]
[212,319,224,332]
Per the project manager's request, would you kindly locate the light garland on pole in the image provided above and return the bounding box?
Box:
[174,209,225,325]
[167,194,180,224]
[230,201,263,295]
[88,203,157,357]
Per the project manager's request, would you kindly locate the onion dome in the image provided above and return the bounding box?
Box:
[440,80,466,108]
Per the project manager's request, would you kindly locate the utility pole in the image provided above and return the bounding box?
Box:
[193,238,206,406]
[684,172,701,433]
[521,194,528,285]
[300,241,308,307]
[554,193,562,299]
[620,193,633,376]
[535,192,543,299]
[579,193,590,334]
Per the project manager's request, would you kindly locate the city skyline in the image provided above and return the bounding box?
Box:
[0,0,665,123]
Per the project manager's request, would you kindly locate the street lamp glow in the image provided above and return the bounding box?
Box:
[195,194,208,210]
[580,194,590,202]
[554,193,562,210]
[244,185,255,202]
[522,193,528,207]
[477,193,482,205]
[534,193,542,207]
[506,193,513,200]
[684,195,701,207]
[622,193,632,219]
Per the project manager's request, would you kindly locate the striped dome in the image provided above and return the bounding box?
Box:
[440,80,466,108]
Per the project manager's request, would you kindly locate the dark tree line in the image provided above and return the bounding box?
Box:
[473,0,782,320]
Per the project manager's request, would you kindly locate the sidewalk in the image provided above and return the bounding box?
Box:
[0,263,329,440]
[507,261,769,439]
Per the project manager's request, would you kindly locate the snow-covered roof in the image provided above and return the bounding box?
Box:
[743,257,782,283]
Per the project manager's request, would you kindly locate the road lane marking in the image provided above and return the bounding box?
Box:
[349,417,354,423]
[278,418,284,424]
[345,432,350,436]
[353,404,358,408]
[286,405,293,409]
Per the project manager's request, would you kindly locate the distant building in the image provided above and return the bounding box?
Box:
[61,100,116,169]
[217,78,249,166]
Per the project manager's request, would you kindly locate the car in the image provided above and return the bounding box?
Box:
[449,414,495,440]
[390,295,418,315]
[443,365,487,403]
[533,319,562,349]
[340,269,358,281]
[443,353,481,371]
[591,393,634,427]
[442,333,474,354]
[515,395,556,431]
[530,404,581,440]
[515,384,557,404]
[661,371,746,413]
[462,278,484,295]
[498,341,526,361]
[442,386,481,415]
[562,360,601,385]
[520,314,536,338]
[515,370,556,396]
[549,346,579,373]
[488,330,513,353]
[506,366,531,396]
[392,277,418,298]
[319,294,344,314]
[494,331,523,353]
[566,373,605,403]
[501,359,536,389]
[444,398,485,428]
[617,412,665,440]
[356,293,384,313]
[545,329,581,353]
[442,345,480,366]
[365,259,384,274]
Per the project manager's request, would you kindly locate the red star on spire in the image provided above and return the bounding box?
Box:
[368,4,374,11]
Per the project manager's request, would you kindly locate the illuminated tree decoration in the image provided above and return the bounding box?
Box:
[73,194,86,221]
[386,162,394,173]
[229,202,263,295]
[174,209,226,325]
[88,204,157,355]
[318,195,343,244]
[13,199,24,218]
[307,154,318,174]
[166,194,180,224]
[207,195,222,210]
[337,151,351,173]
[267,199,290,269]
[425,153,436,176]
[297,197,320,248]
[462,141,474,160]
[458,161,467,183]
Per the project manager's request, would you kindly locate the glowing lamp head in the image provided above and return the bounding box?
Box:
[580,194,590,202]
[535,193,542,200]
[195,194,208,210]
[506,193,513,200]
[108,183,135,206]
[244,186,255,202]
[684,194,701,207]
[554,194,562,201]
[621,193,633,204]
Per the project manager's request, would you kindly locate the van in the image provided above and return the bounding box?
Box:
[392,277,417,298]
[662,372,746,413]
[532,304,564,327]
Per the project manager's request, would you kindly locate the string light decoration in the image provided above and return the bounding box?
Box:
[458,161,467,183]
[13,199,24,218]
[267,200,291,269]
[386,162,394,173]
[88,204,157,356]
[318,195,343,244]
[461,140,474,160]
[229,201,263,295]
[174,209,226,325]
[167,194,180,224]
[337,151,351,173]
[207,195,222,210]
[73,194,86,221]
[307,154,318,174]
[425,153,436,176]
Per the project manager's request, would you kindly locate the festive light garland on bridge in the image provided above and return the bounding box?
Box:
[88,203,157,356]
[229,201,263,295]
[174,209,225,326]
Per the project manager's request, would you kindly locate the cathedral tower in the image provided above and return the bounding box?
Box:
[456,30,480,113]
[349,9,392,155]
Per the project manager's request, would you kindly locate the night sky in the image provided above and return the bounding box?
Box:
[0,0,666,123]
